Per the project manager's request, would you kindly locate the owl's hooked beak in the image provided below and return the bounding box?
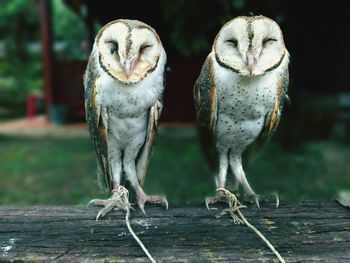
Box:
[123,57,138,77]
[245,53,256,77]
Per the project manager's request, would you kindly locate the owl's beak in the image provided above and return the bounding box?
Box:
[245,53,256,77]
[124,57,138,77]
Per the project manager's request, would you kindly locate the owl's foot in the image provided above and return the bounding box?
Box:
[244,192,261,211]
[205,189,232,210]
[88,186,132,221]
[259,192,279,208]
[136,190,168,216]
[244,192,279,210]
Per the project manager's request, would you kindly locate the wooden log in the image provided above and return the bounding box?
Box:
[0,202,349,262]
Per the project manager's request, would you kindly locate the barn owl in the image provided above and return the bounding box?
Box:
[84,19,167,218]
[194,16,289,209]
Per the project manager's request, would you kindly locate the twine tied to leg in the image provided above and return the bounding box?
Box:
[116,186,157,263]
[215,188,286,263]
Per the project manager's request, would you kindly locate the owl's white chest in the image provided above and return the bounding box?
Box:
[96,71,163,116]
[95,65,164,147]
[213,59,280,153]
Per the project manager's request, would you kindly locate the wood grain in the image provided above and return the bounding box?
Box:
[1,202,349,262]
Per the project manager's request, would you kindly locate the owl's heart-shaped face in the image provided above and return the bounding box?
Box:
[96,20,162,84]
[214,16,287,77]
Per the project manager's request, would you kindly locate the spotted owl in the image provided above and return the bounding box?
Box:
[194,16,289,209]
[84,19,168,218]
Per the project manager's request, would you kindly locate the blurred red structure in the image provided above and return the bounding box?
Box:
[53,61,87,122]
[26,94,44,119]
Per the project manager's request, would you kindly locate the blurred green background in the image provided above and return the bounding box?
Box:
[1,128,350,205]
[0,0,349,206]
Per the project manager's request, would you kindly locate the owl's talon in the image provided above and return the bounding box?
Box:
[205,196,220,210]
[87,199,96,207]
[244,192,261,211]
[137,192,168,215]
[139,203,146,216]
[205,197,211,210]
[255,197,260,212]
[205,190,231,210]
[96,211,102,221]
[245,192,280,209]
[274,193,280,208]
[89,187,129,220]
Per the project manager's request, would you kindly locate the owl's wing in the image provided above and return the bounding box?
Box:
[259,68,289,142]
[84,56,113,192]
[194,55,219,170]
[136,100,162,187]
[243,68,289,165]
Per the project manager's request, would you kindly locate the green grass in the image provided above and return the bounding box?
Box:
[0,134,104,205]
[0,128,349,206]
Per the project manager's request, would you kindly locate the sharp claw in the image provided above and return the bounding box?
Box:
[205,192,231,210]
[205,197,211,211]
[139,203,146,216]
[164,199,169,211]
[255,197,260,212]
[275,193,279,208]
[96,211,102,221]
[91,188,130,220]
[136,194,168,214]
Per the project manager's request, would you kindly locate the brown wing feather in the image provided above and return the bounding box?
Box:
[261,68,289,141]
[84,55,112,192]
[243,68,289,165]
[136,62,166,187]
[136,100,162,187]
[194,55,218,170]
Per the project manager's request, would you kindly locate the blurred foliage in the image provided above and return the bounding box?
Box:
[0,0,86,115]
[0,0,42,110]
[162,0,245,57]
[52,0,86,60]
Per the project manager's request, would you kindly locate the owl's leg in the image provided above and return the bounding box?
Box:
[123,136,167,216]
[229,153,260,210]
[88,145,129,220]
[109,145,123,189]
[205,150,231,209]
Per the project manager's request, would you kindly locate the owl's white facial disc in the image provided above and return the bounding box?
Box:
[214,16,287,77]
[96,20,162,84]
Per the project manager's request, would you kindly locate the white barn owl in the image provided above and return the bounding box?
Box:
[194,16,289,209]
[84,19,167,218]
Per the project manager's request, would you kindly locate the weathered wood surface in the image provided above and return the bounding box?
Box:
[0,201,349,262]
